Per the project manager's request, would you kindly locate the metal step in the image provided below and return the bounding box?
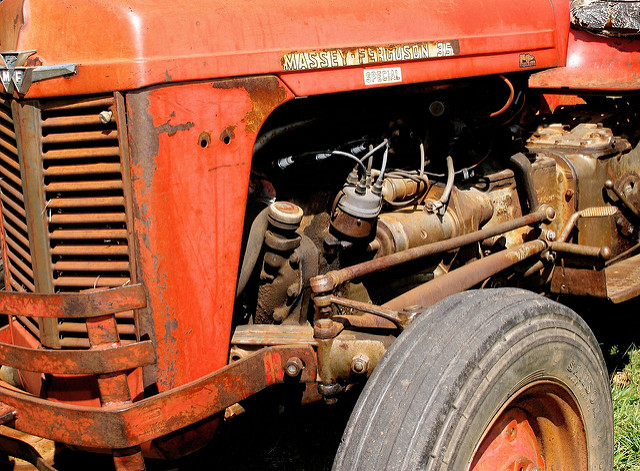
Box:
[606,253,640,303]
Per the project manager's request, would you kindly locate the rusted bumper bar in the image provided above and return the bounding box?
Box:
[0,345,317,449]
[0,329,156,374]
[0,284,147,318]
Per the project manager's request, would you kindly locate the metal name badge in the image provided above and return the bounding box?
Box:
[0,50,77,94]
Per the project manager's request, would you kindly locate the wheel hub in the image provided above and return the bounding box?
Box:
[471,409,544,471]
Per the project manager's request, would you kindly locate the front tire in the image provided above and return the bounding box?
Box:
[333,288,613,471]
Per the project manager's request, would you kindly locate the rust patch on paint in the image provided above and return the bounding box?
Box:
[25,56,43,67]
[127,91,159,191]
[156,119,195,137]
[214,76,289,134]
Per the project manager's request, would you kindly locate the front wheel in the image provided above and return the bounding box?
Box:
[333,288,613,471]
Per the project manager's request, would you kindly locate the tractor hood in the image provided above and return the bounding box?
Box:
[0,0,569,98]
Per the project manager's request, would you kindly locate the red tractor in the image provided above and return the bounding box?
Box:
[0,0,637,469]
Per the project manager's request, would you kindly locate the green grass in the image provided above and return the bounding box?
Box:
[613,345,640,471]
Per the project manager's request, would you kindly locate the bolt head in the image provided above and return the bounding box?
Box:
[98,110,113,124]
[284,357,304,377]
[351,354,370,374]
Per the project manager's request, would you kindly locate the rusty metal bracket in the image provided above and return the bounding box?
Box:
[0,345,317,450]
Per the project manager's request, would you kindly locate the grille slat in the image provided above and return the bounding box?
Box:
[41,115,115,128]
[9,280,25,292]
[43,147,121,161]
[50,213,127,224]
[17,316,39,336]
[9,266,35,292]
[53,276,131,288]
[3,208,29,234]
[58,322,136,335]
[1,193,27,217]
[42,130,118,145]
[45,180,123,192]
[0,163,23,186]
[7,249,34,278]
[0,98,35,294]
[53,261,130,271]
[0,151,21,172]
[6,236,32,263]
[52,245,129,256]
[50,229,128,240]
[0,108,12,123]
[0,179,24,202]
[44,163,121,176]
[0,122,16,141]
[4,221,30,249]
[0,136,19,156]
[48,196,125,209]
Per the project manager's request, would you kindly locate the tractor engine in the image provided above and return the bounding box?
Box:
[232,76,639,351]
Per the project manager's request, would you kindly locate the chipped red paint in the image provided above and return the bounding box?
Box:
[127,76,294,392]
[529,29,640,91]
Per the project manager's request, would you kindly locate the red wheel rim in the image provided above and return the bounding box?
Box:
[470,383,588,471]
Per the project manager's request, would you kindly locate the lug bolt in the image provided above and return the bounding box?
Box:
[545,230,556,242]
[285,357,304,377]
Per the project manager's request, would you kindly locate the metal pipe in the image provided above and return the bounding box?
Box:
[489,75,515,118]
[316,294,404,327]
[509,152,539,212]
[549,241,611,259]
[310,205,555,294]
[383,240,547,310]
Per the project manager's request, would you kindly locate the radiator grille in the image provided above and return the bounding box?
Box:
[39,96,136,347]
[0,98,35,295]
